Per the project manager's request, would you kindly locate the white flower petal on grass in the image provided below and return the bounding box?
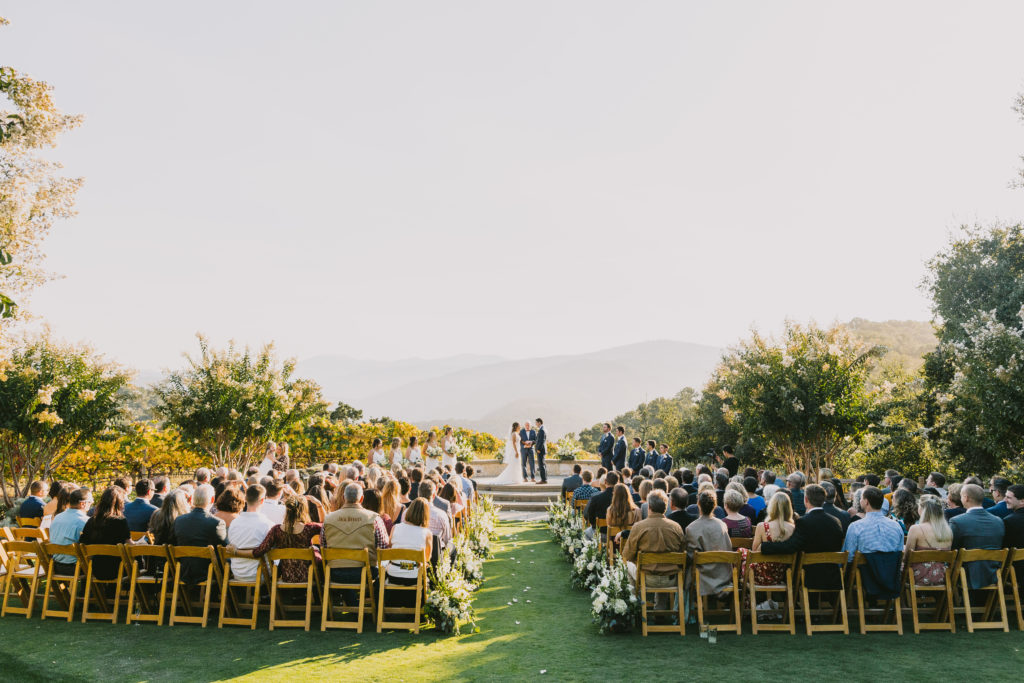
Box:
[515,620,520,625]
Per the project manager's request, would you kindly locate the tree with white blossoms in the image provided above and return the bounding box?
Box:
[154,335,328,471]
[0,334,130,506]
[711,322,883,478]
[0,17,84,338]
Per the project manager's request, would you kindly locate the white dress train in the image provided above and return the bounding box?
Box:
[491,433,524,485]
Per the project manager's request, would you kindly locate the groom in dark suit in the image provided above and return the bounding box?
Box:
[597,423,614,470]
[534,418,548,484]
[520,421,537,482]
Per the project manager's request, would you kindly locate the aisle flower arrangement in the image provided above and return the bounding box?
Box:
[570,538,605,591]
[424,494,500,634]
[591,557,640,634]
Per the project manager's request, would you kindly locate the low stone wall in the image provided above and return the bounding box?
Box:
[471,458,601,477]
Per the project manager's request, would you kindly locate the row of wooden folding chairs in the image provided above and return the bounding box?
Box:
[0,537,430,634]
[628,547,1024,637]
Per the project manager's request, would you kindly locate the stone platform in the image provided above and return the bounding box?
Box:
[477,476,564,515]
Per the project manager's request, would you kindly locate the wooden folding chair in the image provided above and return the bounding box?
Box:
[81,544,127,623]
[606,525,630,564]
[376,548,426,633]
[1,540,45,618]
[693,550,743,634]
[594,519,608,554]
[267,548,319,631]
[636,551,686,636]
[745,552,796,634]
[16,517,42,529]
[322,548,375,633]
[951,548,1009,632]
[564,491,574,503]
[217,546,263,629]
[730,537,753,550]
[849,552,903,634]
[125,544,173,625]
[573,498,588,515]
[904,550,956,634]
[1005,548,1024,631]
[39,542,83,621]
[10,527,45,562]
[168,545,219,627]
[794,551,849,635]
[130,531,152,543]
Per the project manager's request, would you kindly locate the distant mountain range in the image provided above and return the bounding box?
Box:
[295,341,723,439]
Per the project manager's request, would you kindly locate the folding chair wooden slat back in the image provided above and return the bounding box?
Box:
[693,550,743,634]
[1005,548,1024,631]
[124,544,173,625]
[1,540,45,618]
[952,548,1009,632]
[850,552,903,635]
[81,544,126,624]
[217,546,263,630]
[168,545,218,627]
[730,537,753,550]
[322,548,374,633]
[376,548,426,633]
[904,549,956,634]
[267,547,318,631]
[744,551,796,634]
[606,525,630,564]
[636,551,686,636]
[794,551,849,635]
[39,542,82,621]
[16,517,42,529]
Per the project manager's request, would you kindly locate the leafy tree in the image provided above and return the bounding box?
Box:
[0,334,130,505]
[154,335,328,470]
[0,18,84,335]
[57,422,199,490]
[578,389,698,455]
[329,401,363,425]
[924,224,1024,475]
[710,322,883,477]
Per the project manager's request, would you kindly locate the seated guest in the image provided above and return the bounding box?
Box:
[904,495,953,586]
[418,481,452,556]
[787,471,807,516]
[431,482,451,515]
[173,485,228,584]
[561,464,584,499]
[41,481,63,525]
[844,486,904,559]
[723,489,753,538]
[680,468,697,496]
[583,472,619,540]
[47,488,93,576]
[926,472,948,501]
[686,482,726,520]
[988,477,1012,518]
[622,490,685,608]
[454,461,474,501]
[726,482,757,523]
[950,483,1006,589]
[384,498,433,606]
[261,480,287,525]
[231,496,322,584]
[150,476,169,509]
[440,482,464,520]
[944,483,966,521]
[80,486,131,580]
[213,487,245,529]
[378,479,403,534]
[1003,484,1024,588]
[743,477,766,519]
[889,488,919,534]
[226,485,272,582]
[747,492,796,596]
[608,483,642,546]
[636,480,654,518]
[305,476,331,523]
[762,485,844,589]
[686,491,733,595]
[124,479,158,533]
[820,481,852,533]
[149,489,190,547]
[667,488,694,533]
[18,480,46,520]
[323,483,390,605]
[572,470,599,505]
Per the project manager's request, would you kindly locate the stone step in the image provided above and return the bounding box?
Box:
[478,483,561,493]
[490,500,554,512]
[487,491,562,503]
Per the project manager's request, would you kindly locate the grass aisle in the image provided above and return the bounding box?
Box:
[3,520,1024,681]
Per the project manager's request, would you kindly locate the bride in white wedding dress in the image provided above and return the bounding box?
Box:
[491,421,524,485]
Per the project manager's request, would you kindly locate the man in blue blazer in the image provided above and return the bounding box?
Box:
[951,483,1007,589]
[124,479,158,533]
[627,438,645,472]
[644,440,659,470]
[656,444,674,474]
[534,418,548,484]
[612,426,627,471]
[597,423,614,470]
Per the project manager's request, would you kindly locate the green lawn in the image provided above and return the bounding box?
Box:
[4,520,1024,682]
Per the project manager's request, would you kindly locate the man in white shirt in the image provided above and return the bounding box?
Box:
[260,480,286,525]
[227,484,272,582]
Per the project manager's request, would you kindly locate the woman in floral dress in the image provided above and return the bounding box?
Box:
[230,496,322,584]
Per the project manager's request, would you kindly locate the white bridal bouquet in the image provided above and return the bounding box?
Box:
[425,444,444,460]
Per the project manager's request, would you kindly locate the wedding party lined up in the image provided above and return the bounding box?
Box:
[548,458,1024,636]
[1,457,499,635]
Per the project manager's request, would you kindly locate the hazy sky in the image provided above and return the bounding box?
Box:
[5,2,1024,372]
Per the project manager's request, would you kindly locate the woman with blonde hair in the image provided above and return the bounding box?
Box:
[389,437,404,468]
[904,495,953,586]
[746,491,796,587]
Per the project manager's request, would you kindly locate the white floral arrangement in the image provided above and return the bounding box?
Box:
[591,557,640,634]
[454,534,484,588]
[553,435,584,461]
[426,549,477,635]
[570,538,605,591]
[449,437,475,462]
[463,495,499,558]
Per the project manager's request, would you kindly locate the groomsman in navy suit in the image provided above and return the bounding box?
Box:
[643,440,659,470]
[534,417,548,484]
[598,423,615,470]
[657,444,674,474]
[612,426,627,471]
[628,438,645,471]
[519,421,537,482]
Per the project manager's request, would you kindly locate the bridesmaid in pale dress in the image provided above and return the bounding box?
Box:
[423,431,441,471]
[390,437,404,469]
[441,427,457,469]
[405,435,423,467]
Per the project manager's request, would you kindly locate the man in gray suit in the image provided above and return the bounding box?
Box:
[950,483,1006,589]
[173,484,228,583]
